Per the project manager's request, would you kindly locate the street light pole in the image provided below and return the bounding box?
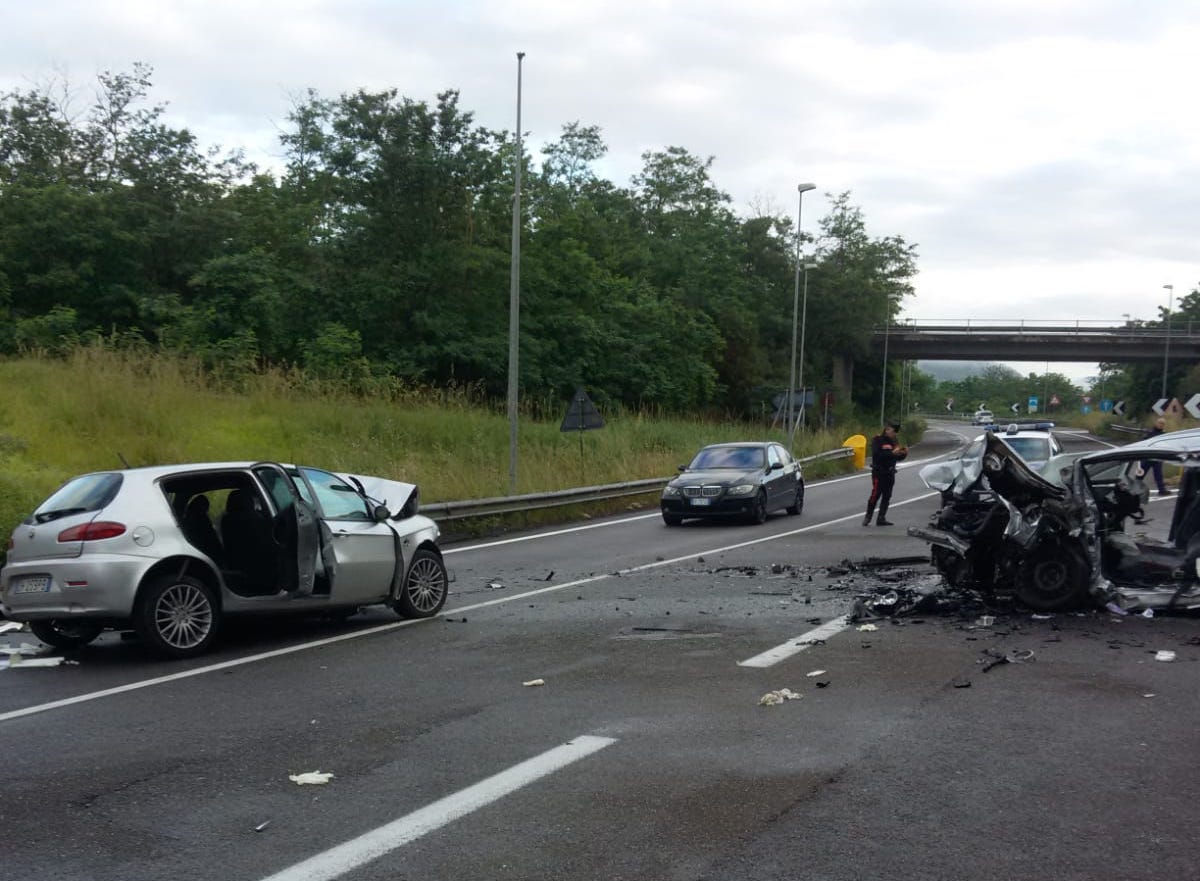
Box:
[878,294,891,427]
[796,261,817,435]
[1162,283,1174,401]
[787,183,816,449]
[507,52,525,495]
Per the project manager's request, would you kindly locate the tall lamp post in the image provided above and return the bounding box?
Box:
[878,294,892,427]
[1162,283,1174,401]
[507,52,525,495]
[787,182,816,448]
[796,261,818,436]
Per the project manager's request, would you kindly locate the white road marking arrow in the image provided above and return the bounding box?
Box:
[1186,394,1200,420]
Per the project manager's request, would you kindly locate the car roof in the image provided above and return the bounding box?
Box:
[701,441,771,449]
[66,461,328,482]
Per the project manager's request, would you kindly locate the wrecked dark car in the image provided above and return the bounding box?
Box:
[909,428,1200,612]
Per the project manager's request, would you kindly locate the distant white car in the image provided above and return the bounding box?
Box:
[972,409,994,426]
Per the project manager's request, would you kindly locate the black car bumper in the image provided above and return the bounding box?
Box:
[661,497,757,519]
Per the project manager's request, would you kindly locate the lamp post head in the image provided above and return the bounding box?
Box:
[797,183,816,194]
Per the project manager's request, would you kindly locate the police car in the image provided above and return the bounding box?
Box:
[975,421,1061,473]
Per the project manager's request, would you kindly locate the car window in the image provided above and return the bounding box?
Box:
[29,473,123,524]
[300,468,371,520]
[1005,437,1051,461]
[767,445,783,468]
[255,467,300,514]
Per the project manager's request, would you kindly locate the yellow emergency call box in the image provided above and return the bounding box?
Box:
[843,434,866,470]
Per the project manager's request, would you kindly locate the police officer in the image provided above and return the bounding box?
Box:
[863,421,908,526]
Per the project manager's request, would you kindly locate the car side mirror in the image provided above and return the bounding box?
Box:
[372,504,392,522]
[769,462,783,471]
[678,464,687,472]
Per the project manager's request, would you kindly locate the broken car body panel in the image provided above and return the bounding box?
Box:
[910,428,1200,612]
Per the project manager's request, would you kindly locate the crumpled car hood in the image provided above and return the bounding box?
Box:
[977,433,1069,507]
[336,473,418,519]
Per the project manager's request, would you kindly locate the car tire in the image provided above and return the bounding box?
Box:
[748,489,769,525]
[135,574,221,658]
[662,511,682,526]
[392,548,449,619]
[932,547,972,588]
[1015,542,1090,611]
[29,620,103,650]
[786,480,805,516]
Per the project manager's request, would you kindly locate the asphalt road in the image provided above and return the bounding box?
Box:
[3,420,1197,881]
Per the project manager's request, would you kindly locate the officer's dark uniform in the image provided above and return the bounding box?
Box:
[863,424,907,526]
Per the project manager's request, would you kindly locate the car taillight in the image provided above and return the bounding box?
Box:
[58,522,127,542]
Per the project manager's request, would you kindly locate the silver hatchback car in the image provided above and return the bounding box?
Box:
[1,462,450,657]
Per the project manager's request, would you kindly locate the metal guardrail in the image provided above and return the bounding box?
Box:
[1108,424,1146,435]
[422,446,856,523]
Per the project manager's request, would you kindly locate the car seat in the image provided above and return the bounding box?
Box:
[221,489,277,593]
[181,495,224,564]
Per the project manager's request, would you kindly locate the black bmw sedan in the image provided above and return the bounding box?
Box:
[660,442,805,526]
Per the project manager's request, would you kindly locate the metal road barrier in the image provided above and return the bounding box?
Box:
[1108,424,1145,435]
[423,447,856,523]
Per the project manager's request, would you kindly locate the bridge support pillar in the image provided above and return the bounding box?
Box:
[832,353,854,399]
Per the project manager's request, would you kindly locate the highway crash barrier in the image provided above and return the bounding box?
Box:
[424,446,858,523]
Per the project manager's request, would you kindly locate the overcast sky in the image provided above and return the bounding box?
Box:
[5,0,1196,383]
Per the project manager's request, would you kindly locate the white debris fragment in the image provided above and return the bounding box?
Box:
[1154,650,1176,662]
[759,688,803,706]
[522,678,545,687]
[289,771,334,785]
[856,624,878,632]
[254,821,271,832]
[1142,609,1155,619]
[805,670,826,678]
[976,616,995,627]
[0,621,25,634]
[7,656,74,667]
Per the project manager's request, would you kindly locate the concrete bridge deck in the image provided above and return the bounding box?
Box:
[871,320,1199,362]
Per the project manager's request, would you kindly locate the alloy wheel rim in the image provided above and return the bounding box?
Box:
[154,583,213,649]
[406,557,447,613]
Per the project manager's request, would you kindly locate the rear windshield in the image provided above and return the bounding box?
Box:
[27,473,123,524]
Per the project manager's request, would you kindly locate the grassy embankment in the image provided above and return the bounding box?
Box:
[0,346,908,535]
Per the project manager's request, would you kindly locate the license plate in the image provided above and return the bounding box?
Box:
[691,498,711,506]
[10,575,51,594]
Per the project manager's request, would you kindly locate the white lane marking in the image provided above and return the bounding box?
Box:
[738,616,850,668]
[0,492,940,723]
[259,734,616,881]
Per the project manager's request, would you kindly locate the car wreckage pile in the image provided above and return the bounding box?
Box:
[907,427,1200,613]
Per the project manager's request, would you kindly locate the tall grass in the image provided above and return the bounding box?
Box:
[0,345,892,532]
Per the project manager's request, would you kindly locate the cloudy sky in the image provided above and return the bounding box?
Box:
[5,0,1196,382]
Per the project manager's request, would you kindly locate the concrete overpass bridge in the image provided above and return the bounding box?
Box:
[870,319,1200,362]
[828,320,1199,394]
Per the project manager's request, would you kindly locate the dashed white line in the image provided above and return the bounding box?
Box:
[259,734,616,881]
[737,616,851,668]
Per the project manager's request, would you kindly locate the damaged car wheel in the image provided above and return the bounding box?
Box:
[931,547,972,588]
[1015,542,1089,612]
[29,620,103,650]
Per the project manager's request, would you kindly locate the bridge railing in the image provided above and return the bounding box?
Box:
[877,318,1196,337]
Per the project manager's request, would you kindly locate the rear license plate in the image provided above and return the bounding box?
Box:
[10,575,51,594]
[691,498,711,506]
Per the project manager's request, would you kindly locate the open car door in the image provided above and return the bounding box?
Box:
[252,463,320,597]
